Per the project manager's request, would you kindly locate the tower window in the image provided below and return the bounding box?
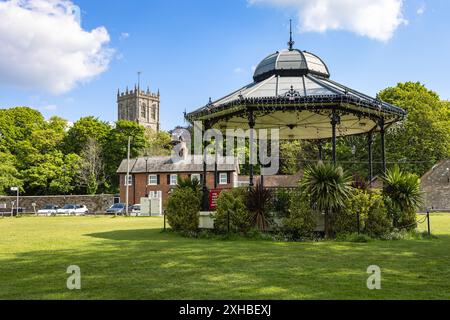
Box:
[141,104,146,118]
[152,104,156,119]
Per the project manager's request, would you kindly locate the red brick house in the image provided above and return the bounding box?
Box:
[117,155,239,207]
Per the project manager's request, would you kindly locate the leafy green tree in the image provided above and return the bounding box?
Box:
[379,82,450,176]
[0,107,45,153]
[300,162,352,238]
[64,116,111,154]
[143,128,172,156]
[22,151,80,195]
[279,140,302,175]
[0,152,22,195]
[103,120,147,192]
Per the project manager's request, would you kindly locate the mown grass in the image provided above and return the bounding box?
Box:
[0,214,449,300]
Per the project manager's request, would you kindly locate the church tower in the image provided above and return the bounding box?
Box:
[117,85,160,132]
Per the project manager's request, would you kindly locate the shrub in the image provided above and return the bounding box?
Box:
[214,188,251,234]
[335,189,371,234]
[365,194,392,237]
[272,188,293,218]
[283,191,317,240]
[335,190,392,238]
[336,233,372,243]
[166,187,201,232]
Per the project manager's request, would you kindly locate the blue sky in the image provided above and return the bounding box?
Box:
[0,0,449,131]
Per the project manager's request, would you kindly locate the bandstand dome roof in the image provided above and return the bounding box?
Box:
[186,43,407,140]
[253,49,330,82]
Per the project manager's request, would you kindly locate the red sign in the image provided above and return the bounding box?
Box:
[208,189,222,211]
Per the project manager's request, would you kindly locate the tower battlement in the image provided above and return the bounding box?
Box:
[117,85,160,132]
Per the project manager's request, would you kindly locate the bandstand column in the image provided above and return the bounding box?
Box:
[379,118,387,175]
[318,140,323,161]
[368,132,374,187]
[330,111,340,165]
[202,121,210,211]
[248,110,256,187]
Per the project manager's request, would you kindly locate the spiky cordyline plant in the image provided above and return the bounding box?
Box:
[382,165,423,214]
[247,182,273,231]
[300,162,353,238]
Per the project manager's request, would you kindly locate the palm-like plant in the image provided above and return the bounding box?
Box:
[382,166,423,228]
[247,182,273,231]
[176,176,201,196]
[300,162,352,238]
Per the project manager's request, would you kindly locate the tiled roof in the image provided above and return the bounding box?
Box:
[117,155,239,174]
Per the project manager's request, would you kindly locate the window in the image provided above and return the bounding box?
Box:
[219,173,228,185]
[148,174,158,186]
[152,104,156,119]
[191,174,201,183]
[170,174,178,186]
[141,105,146,118]
[125,175,133,186]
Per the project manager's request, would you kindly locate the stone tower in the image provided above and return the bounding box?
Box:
[117,85,160,132]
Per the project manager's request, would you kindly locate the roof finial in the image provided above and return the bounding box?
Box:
[288,19,295,51]
[137,71,142,90]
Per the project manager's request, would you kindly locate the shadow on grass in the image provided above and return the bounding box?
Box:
[87,228,167,242]
[1,228,449,300]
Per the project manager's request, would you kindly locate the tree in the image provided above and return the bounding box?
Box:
[300,162,352,238]
[379,82,450,176]
[143,128,172,156]
[77,137,106,195]
[279,140,302,175]
[0,152,22,195]
[103,120,147,192]
[64,116,111,154]
[22,151,80,195]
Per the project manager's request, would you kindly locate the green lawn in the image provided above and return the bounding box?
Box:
[0,214,449,300]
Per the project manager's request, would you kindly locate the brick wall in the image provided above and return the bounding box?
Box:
[119,172,235,207]
[0,194,116,214]
[421,159,450,211]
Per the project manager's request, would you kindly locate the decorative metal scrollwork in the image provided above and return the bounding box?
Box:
[283,86,301,100]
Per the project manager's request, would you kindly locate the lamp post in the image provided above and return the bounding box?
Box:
[11,187,19,216]
[144,152,150,197]
[125,136,131,217]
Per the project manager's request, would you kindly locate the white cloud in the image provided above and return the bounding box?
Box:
[43,104,58,111]
[417,4,426,15]
[119,32,130,40]
[249,0,407,42]
[0,0,113,94]
[233,67,244,74]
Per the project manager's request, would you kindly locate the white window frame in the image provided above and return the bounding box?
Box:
[219,173,228,185]
[125,174,133,186]
[148,174,158,186]
[191,174,201,183]
[170,174,178,186]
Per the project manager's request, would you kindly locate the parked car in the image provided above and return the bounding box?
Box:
[57,204,89,216]
[106,203,129,215]
[37,204,59,216]
[131,204,141,216]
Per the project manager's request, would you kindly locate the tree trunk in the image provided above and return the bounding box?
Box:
[324,209,332,239]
